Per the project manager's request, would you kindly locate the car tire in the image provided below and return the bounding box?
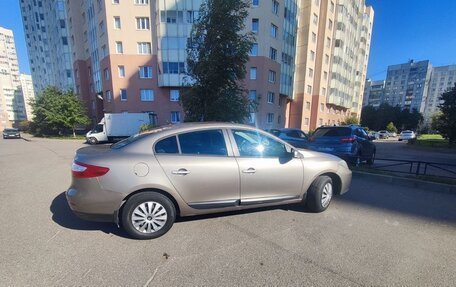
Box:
[121,192,176,240]
[367,150,375,165]
[398,139,402,141]
[305,175,333,213]
[88,137,98,145]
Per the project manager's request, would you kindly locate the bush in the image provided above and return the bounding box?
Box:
[386,122,397,133]
[139,124,155,133]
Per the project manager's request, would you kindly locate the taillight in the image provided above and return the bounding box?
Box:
[340,137,356,143]
[71,161,109,178]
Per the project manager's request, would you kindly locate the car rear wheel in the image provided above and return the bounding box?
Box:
[121,192,176,240]
[367,151,375,165]
[88,137,98,145]
[305,175,333,213]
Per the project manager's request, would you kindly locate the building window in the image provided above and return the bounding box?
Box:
[325,54,329,64]
[277,115,281,124]
[278,97,283,107]
[163,62,185,74]
[134,0,149,4]
[272,0,279,14]
[120,89,127,101]
[136,17,150,30]
[140,89,154,101]
[118,65,125,77]
[328,19,333,30]
[270,24,278,38]
[310,50,315,61]
[308,68,313,78]
[160,10,184,23]
[267,92,274,103]
[249,90,257,101]
[252,0,259,7]
[250,67,257,80]
[106,90,112,102]
[326,37,331,48]
[170,89,180,101]
[137,42,151,54]
[322,87,326,96]
[313,13,318,25]
[320,103,324,112]
[104,68,110,80]
[250,43,258,56]
[330,1,335,12]
[112,0,119,4]
[267,113,274,123]
[268,70,276,83]
[304,118,309,125]
[139,66,153,78]
[115,41,123,54]
[171,111,181,123]
[307,86,312,94]
[312,32,316,43]
[319,118,323,126]
[324,71,328,80]
[252,18,259,33]
[249,113,256,124]
[269,47,277,60]
[114,16,121,29]
[101,45,107,58]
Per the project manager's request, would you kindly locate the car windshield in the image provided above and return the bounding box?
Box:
[313,127,351,137]
[4,129,18,132]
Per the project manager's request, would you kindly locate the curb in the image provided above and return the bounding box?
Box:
[352,171,456,195]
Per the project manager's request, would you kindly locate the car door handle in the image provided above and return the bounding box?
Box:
[242,168,256,174]
[172,168,190,175]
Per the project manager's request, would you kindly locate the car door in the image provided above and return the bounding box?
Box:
[355,128,375,159]
[154,129,240,209]
[230,129,304,205]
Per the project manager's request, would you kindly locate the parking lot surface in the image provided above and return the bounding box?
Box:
[1,137,455,286]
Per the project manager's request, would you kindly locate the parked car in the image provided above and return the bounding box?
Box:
[2,128,21,139]
[390,132,397,137]
[67,123,352,239]
[307,125,376,166]
[398,130,416,141]
[266,128,308,148]
[377,130,389,139]
[368,131,380,140]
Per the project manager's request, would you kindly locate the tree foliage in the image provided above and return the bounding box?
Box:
[30,86,90,137]
[360,103,423,131]
[183,0,255,122]
[386,122,397,133]
[341,115,359,125]
[433,84,456,144]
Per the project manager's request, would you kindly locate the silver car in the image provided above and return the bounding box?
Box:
[67,123,352,239]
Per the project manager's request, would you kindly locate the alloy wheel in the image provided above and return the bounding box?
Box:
[131,201,168,234]
[321,182,333,208]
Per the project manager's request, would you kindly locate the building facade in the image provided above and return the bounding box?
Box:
[383,60,432,113]
[20,0,74,93]
[423,64,456,126]
[0,27,27,130]
[288,0,373,131]
[20,74,36,120]
[363,79,384,107]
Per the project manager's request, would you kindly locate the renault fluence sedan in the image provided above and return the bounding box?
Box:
[67,123,352,239]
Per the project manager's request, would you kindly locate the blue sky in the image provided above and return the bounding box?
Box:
[1,0,456,80]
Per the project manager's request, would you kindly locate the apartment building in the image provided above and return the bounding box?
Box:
[289,0,373,131]
[383,60,432,113]
[20,74,36,120]
[363,79,384,107]
[20,0,74,93]
[0,27,27,130]
[62,0,298,128]
[423,64,456,125]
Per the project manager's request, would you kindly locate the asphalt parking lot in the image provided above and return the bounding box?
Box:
[1,137,455,286]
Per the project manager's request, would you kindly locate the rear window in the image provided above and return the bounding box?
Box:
[111,133,149,149]
[313,127,352,137]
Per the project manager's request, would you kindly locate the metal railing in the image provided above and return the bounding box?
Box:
[368,158,456,179]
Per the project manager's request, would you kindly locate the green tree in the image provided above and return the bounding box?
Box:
[183,0,255,122]
[386,122,397,133]
[341,115,359,125]
[434,84,456,144]
[31,86,90,137]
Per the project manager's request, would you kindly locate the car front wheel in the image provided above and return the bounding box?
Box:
[305,175,333,213]
[87,137,98,145]
[121,192,176,240]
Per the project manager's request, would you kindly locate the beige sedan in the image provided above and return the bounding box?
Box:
[67,123,351,239]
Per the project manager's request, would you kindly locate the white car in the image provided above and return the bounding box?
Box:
[398,130,416,141]
[378,130,389,139]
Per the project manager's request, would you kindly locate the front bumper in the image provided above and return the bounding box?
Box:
[3,134,20,138]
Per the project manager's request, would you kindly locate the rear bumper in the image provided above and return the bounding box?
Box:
[72,210,116,222]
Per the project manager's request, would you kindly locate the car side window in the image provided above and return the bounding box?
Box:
[178,130,227,156]
[155,136,179,154]
[355,129,368,139]
[232,129,289,158]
